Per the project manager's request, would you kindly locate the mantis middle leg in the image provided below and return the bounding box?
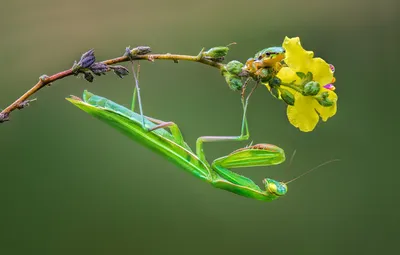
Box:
[196,81,257,163]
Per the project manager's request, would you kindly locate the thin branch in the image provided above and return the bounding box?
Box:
[0,52,224,123]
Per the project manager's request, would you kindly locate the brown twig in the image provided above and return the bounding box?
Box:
[0,50,224,123]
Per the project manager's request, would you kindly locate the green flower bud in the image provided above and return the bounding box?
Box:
[270,86,280,99]
[83,71,94,82]
[303,81,320,96]
[315,91,334,107]
[258,68,274,83]
[223,73,243,91]
[204,46,229,58]
[321,91,329,98]
[316,96,334,107]
[304,72,313,83]
[280,89,295,106]
[269,77,281,87]
[225,60,244,75]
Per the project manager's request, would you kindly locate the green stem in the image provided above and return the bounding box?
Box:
[280,83,303,93]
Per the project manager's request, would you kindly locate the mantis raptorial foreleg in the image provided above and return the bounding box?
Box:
[210,143,287,200]
[145,116,185,147]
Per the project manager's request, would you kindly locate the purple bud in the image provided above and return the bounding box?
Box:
[90,62,109,75]
[79,49,96,68]
[133,46,151,55]
[110,65,129,78]
[124,46,152,58]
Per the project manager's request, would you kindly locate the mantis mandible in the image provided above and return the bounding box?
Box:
[67,89,290,201]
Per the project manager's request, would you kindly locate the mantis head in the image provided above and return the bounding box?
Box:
[263,178,288,197]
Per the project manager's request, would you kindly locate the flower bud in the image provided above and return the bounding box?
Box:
[321,91,329,98]
[258,68,274,83]
[225,60,244,75]
[223,73,243,91]
[303,81,320,96]
[270,86,280,99]
[315,91,334,107]
[204,46,229,59]
[130,46,152,56]
[78,49,96,68]
[269,77,281,87]
[280,89,295,106]
[316,97,334,107]
[110,65,129,78]
[84,72,94,82]
[90,62,109,76]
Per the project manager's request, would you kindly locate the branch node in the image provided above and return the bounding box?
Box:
[39,74,51,86]
[0,112,10,123]
[166,53,179,63]
[147,55,155,62]
[17,98,37,110]
[196,47,205,60]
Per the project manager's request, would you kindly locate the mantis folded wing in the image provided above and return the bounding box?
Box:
[67,91,288,201]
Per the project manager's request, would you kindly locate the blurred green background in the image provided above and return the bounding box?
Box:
[0,0,398,254]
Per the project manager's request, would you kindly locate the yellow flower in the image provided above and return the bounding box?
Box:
[267,37,338,132]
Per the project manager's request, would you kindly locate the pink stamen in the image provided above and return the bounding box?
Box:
[324,84,336,91]
[329,64,335,73]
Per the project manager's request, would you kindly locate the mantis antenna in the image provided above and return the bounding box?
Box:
[285,159,341,184]
[284,149,297,174]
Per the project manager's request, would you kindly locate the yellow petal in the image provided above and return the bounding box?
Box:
[276,66,299,84]
[314,89,338,121]
[286,95,319,132]
[282,37,314,74]
[308,57,333,86]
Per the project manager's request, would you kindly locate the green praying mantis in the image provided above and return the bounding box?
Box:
[67,91,337,201]
[67,88,291,201]
[67,47,338,201]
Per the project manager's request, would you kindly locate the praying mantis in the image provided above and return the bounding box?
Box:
[67,87,291,201]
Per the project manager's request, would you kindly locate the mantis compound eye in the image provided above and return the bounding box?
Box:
[263,178,288,196]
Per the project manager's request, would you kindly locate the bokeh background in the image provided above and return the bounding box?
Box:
[0,0,398,254]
